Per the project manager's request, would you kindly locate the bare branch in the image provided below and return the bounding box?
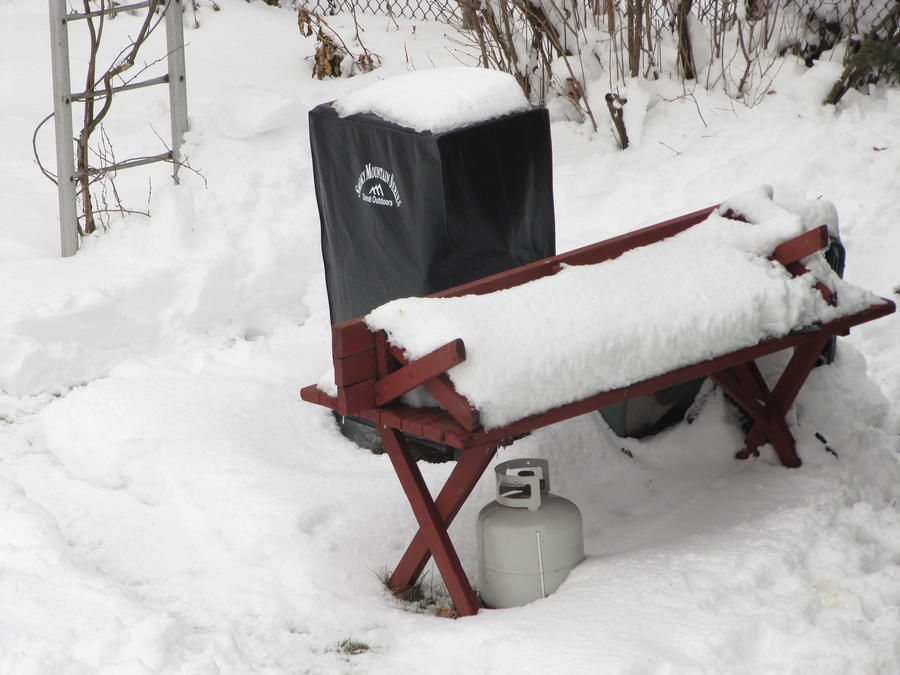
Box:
[32,113,59,185]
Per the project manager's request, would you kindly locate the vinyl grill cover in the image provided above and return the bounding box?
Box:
[309,102,556,325]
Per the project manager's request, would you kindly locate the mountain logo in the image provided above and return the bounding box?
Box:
[355,164,402,208]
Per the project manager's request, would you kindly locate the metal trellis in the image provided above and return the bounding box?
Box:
[48,0,188,257]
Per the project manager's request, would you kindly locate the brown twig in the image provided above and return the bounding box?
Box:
[605,92,629,149]
[76,0,164,233]
[32,113,59,184]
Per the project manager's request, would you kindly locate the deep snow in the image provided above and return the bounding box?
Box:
[0,2,898,674]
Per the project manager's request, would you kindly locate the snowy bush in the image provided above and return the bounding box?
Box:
[297,6,382,78]
[438,0,899,129]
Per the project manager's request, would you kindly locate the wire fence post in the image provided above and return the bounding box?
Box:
[48,0,79,257]
[166,0,189,182]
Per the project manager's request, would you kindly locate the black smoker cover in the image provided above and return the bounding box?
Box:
[309,103,555,325]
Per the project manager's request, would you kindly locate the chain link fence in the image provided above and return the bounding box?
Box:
[297,0,897,108]
[305,0,459,21]
[302,0,896,38]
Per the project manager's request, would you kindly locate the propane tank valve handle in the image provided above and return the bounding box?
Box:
[494,458,550,511]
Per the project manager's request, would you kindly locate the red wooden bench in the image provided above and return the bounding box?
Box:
[301,204,895,617]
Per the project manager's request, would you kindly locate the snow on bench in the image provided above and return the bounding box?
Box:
[301,186,894,618]
[362,187,877,429]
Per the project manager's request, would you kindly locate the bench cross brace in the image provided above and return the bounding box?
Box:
[709,333,831,467]
[380,426,496,617]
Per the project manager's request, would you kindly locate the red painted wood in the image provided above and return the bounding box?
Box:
[423,374,481,432]
[333,350,377,387]
[390,346,481,432]
[370,406,465,444]
[728,361,798,466]
[418,415,466,444]
[720,208,749,222]
[759,417,799,467]
[332,319,376,358]
[771,335,832,412]
[299,384,338,408]
[730,363,773,422]
[708,369,769,425]
[736,361,780,416]
[739,415,798,464]
[390,444,497,592]
[770,225,828,265]
[299,384,322,405]
[817,283,836,305]
[442,427,470,449]
[374,339,466,406]
[738,334,830,466]
[785,261,807,276]
[784,260,836,305]
[375,330,391,379]
[379,404,422,431]
[400,410,449,438]
[336,379,376,416]
[380,426,481,617]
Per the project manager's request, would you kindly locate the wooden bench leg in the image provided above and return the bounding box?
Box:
[733,360,799,467]
[742,335,830,467]
[712,334,831,468]
[379,426,482,617]
[390,443,496,592]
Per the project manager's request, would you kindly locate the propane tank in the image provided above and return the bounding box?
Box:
[477,458,584,608]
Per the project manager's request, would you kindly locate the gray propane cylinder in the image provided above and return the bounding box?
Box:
[477,458,584,609]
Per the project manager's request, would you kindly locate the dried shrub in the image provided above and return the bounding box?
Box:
[298,6,381,79]
[442,0,900,122]
[825,3,900,103]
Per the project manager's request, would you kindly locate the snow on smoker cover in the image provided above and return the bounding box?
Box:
[365,187,880,430]
[334,67,530,133]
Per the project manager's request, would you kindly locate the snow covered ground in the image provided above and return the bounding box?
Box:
[1,2,898,673]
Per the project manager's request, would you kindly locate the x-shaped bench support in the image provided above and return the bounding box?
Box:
[379,426,496,617]
[709,333,831,467]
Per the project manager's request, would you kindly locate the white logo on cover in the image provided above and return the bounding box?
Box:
[355,164,402,208]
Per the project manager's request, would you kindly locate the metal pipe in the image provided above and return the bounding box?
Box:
[65,0,153,21]
[78,151,172,177]
[48,0,79,257]
[165,0,188,181]
[70,74,169,102]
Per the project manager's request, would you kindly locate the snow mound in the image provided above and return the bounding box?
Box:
[334,67,530,133]
[366,188,880,429]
